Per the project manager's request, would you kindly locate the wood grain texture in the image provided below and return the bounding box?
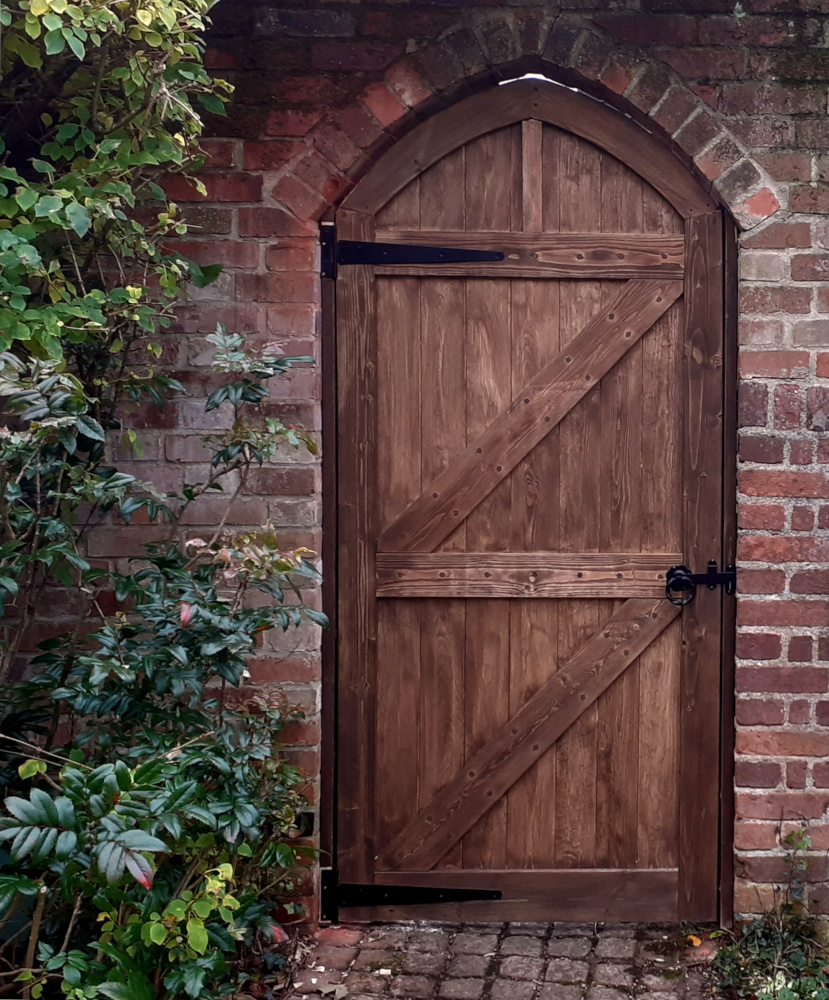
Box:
[373,230,685,278]
[596,150,644,871]
[679,211,725,921]
[335,209,378,882]
[418,146,467,871]
[379,278,683,553]
[553,127,604,871]
[460,125,519,870]
[343,80,716,219]
[376,551,681,598]
[377,598,679,872]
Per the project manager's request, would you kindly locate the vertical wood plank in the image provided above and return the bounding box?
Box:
[375,277,423,853]
[336,208,378,882]
[462,126,518,868]
[554,130,601,869]
[638,194,684,869]
[506,120,560,868]
[419,148,467,870]
[595,153,643,869]
[679,210,724,920]
[374,173,423,859]
[720,212,738,927]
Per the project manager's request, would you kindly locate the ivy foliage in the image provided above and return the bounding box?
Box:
[0,0,228,365]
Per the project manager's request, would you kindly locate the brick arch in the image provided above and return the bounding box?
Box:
[256,14,783,233]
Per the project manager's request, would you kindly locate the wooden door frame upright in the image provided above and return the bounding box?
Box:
[318,79,739,925]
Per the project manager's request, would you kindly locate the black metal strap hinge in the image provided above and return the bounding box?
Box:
[320,225,504,280]
[665,560,736,606]
[321,869,501,923]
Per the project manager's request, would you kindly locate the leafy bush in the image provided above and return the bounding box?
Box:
[713,831,829,1000]
[0,0,325,995]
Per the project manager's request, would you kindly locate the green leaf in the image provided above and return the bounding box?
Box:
[66,202,90,237]
[76,414,105,441]
[44,28,66,54]
[18,759,47,779]
[147,921,167,945]
[34,195,63,218]
[15,188,37,212]
[186,917,208,955]
[198,93,226,116]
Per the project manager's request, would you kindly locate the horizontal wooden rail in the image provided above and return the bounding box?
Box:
[374,230,684,278]
[376,551,682,598]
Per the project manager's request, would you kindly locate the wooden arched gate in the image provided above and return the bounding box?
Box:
[326,80,735,923]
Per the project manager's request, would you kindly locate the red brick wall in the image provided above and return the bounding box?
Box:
[148,1,829,920]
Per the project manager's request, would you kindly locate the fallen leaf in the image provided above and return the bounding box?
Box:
[688,935,702,947]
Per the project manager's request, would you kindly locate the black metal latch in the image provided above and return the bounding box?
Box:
[665,560,736,606]
[321,870,501,923]
[320,225,504,279]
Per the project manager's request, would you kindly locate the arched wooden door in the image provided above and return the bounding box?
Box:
[332,80,732,922]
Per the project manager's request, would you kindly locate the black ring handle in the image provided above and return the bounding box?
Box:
[665,565,696,606]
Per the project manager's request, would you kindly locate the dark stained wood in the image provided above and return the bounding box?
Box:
[417,146,467,872]
[345,868,678,923]
[461,125,519,870]
[376,551,681,598]
[553,127,603,871]
[373,231,685,279]
[679,210,725,921]
[343,80,716,220]
[379,278,683,553]
[596,153,644,870]
[637,192,684,871]
[720,213,738,928]
[335,88,728,923]
[335,209,378,883]
[319,226,337,862]
[377,599,679,872]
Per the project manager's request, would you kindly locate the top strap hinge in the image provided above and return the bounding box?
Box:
[320,225,504,280]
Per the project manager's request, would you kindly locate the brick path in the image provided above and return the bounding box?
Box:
[292,923,718,1000]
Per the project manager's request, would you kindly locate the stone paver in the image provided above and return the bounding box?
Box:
[295,921,719,1000]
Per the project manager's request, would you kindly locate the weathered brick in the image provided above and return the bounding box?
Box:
[793,255,829,281]
[663,47,748,80]
[789,699,811,724]
[791,439,815,465]
[674,111,723,157]
[360,82,408,128]
[739,536,829,561]
[791,569,829,594]
[734,822,779,850]
[238,207,316,238]
[807,387,829,430]
[740,285,811,315]
[242,140,304,170]
[736,698,785,727]
[789,186,829,214]
[743,222,811,250]
[738,598,829,626]
[737,667,828,693]
[740,470,829,498]
[696,137,744,181]
[741,351,809,380]
[736,633,782,660]
[385,60,433,108]
[773,384,802,430]
[791,507,815,531]
[312,41,403,73]
[264,110,321,138]
[738,504,785,530]
[739,382,769,426]
[739,434,784,464]
[738,568,786,593]
[736,789,829,818]
[755,153,812,184]
[164,173,262,202]
[735,761,782,788]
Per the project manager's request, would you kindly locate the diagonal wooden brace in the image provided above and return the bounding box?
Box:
[378,279,683,553]
[376,597,680,872]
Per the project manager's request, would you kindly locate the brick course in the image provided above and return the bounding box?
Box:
[115,0,829,922]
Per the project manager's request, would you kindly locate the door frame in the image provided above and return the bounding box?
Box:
[319,79,738,925]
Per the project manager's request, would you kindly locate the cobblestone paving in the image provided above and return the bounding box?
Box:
[291,923,719,1000]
